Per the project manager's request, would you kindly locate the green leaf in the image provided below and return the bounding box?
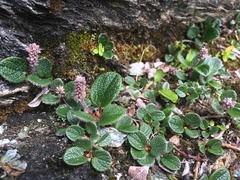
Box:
[204,57,223,75]
[185,129,199,138]
[35,58,52,78]
[98,104,125,126]
[28,74,52,87]
[209,126,219,135]
[187,24,200,39]
[149,110,166,122]
[202,27,220,41]
[158,89,178,103]
[186,87,198,102]
[176,71,187,80]
[72,111,97,122]
[194,64,210,77]
[184,113,202,128]
[168,116,184,134]
[0,57,27,83]
[56,104,71,118]
[209,168,230,180]
[67,110,80,125]
[208,80,222,89]
[150,136,166,156]
[154,69,164,83]
[98,43,104,56]
[104,41,114,50]
[75,139,92,151]
[124,76,135,85]
[206,139,223,155]
[161,154,181,170]
[140,122,152,138]
[211,98,224,114]
[55,128,66,136]
[128,132,148,151]
[51,78,64,92]
[41,94,60,105]
[98,33,109,45]
[220,89,237,101]
[165,54,174,62]
[177,53,190,68]
[64,81,74,96]
[201,131,209,138]
[137,107,147,120]
[92,150,112,172]
[103,50,113,59]
[227,108,240,118]
[130,147,147,160]
[85,122,97,135]
[115,116,138,133]
[63,147,87,165]
[98,132,111,147]
[66,125,85,141]
[175,86,187,98]
[92,48,99,54]
[91,72,122,107]
[137,154,155,166]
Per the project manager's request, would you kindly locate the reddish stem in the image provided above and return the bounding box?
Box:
[174,146,207,162]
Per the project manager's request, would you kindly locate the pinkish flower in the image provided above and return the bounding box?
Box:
[74,75,86,102]
[222,97,236,110]
[56,86,65,98]
[26,43,41,68]
[198,47,208,60]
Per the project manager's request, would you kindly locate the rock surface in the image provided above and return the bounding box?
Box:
[0,0,239,105]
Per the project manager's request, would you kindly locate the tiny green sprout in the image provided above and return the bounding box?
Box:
[92,33,114,59]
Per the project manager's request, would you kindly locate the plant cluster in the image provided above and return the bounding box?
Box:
[0,16,239,179]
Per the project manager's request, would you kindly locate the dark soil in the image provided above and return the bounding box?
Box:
[0,111,104,180]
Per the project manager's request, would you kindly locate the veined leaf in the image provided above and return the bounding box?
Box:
[158,89,178,103]
[91,72,122,107]
[128,132,147,151]
[98,104,125,126]
[161,154,181,170]
[0,56,27,83]
[63,147,87,165]
[92,150,112,172]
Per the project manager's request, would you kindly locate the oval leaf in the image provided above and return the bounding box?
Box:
[168,116,184,134]
[209,168,230,180]
[194,64,210,77]
[161,154,181,170]
[0,57,27,83]
[41,94,60,105]
[98,104,125,126]
[92,150,112,172]
[63,147,87,165]
[184,113,202,128]
[66,125,85,141]
[158,89,178,103]
[150,136,166,156]
[128,132,147,151]
[90,72,122,107]
[130,148,147,160]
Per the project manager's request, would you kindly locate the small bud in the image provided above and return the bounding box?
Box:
[56,86,65,98]
[198,47,208,60]
[74,75,86,102]
[222,97,236,110]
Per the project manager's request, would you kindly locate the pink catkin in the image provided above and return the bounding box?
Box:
[26,43,41,68]
[74,75,86,102]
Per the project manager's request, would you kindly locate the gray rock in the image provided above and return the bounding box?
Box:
[0,0,239,106]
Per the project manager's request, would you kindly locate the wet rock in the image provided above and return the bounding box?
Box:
[0,0,239,59]
[0,79,29,107]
